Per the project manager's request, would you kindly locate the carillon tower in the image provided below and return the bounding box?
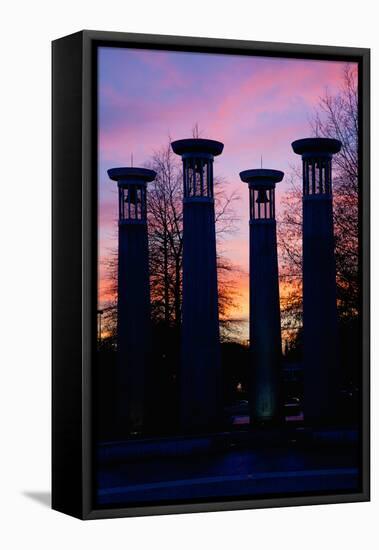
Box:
[239,168,284,425]
[292,137,341,425]
[171,138,224,432]
[107,167,156,434]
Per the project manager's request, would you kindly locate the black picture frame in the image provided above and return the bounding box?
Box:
[52,30,370,520]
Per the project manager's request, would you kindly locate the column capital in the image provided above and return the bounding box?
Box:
[291,137,341,158]
[171,138,224,158]
[107,167,156,187]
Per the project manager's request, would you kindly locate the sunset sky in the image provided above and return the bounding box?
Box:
[98,46,356,333]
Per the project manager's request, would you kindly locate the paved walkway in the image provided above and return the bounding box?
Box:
[96,442,360,506]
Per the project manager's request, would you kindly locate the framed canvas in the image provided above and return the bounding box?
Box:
[52,30,370,519]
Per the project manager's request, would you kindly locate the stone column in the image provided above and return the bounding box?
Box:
[292,137,341,426]
[171,138,224,432]
[240,168,284,425]
[107,167,156,434]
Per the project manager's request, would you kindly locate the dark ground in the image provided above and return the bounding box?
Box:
[96,430,360,506]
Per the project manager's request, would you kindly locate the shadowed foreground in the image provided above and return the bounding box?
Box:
[96,430,359,506]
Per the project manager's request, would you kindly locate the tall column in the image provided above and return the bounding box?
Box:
[239,169,284,425]
[107,167,156,435]
[171,138,224,432]
[292,138,341,426]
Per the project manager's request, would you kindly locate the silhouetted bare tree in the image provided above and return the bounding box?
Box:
[147,143,183,326]
[278,64,359,350]
[312,65,359,317]
[100,136,241,344]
